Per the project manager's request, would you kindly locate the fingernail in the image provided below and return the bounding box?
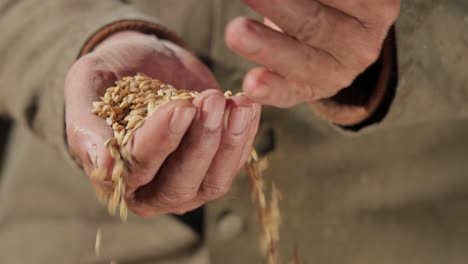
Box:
[201,95,226,130]
[240,23,262,54]
[244,75,269,99]
[227,106,251,135]
[169,106,196,134]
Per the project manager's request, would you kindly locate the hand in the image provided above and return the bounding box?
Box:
[65,31,261,216]
[226,0,400,108]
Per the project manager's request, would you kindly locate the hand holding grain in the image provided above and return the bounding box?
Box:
[64,31,261,217]
[227,0,400,108]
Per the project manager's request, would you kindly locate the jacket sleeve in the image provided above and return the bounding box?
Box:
[310,1,468,131]
[0,0,183,166]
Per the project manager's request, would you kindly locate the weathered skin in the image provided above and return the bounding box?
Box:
[0,1,467,263]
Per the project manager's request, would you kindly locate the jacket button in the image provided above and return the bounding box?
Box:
[217,210,244,240]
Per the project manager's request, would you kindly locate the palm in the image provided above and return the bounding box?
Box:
[65,32,260,217]
[91,35,219,94]
[65,33,220,173]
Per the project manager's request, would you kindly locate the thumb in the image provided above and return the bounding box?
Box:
[65,54,117,188]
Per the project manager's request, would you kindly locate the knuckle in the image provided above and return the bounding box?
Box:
[220,137,243,151]
[199,182,231,200]
[295,83,315,102]
[156,187,196,207]
[300,48,322,80]
[125,168,154,188]
[354,44,381,69]
[189,131,220,149]
[219,143,237,154]
[155,131,180,152]
[295,4,327,43]
[278,84,309,107]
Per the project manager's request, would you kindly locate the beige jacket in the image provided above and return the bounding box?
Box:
[0,1,467,263]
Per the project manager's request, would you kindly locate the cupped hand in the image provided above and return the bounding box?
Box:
[65,31,261,216]
[226,0,400,108]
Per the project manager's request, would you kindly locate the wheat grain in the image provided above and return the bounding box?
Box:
[91,168,107,182]
[91,73,287,264]
[95,228,102,257]
[119,198,128,223]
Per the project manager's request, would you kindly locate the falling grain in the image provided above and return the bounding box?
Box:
[91,73,290,264]
[95,228,102,257]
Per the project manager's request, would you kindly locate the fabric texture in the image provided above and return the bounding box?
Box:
[0,1,207,263]
[79,19,189,56]
[0,0,468,264]
[310,27,397,128]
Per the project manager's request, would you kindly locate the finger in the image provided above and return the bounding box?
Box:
[317,0,400,27]
[65,54,119,183]
[131,102,260,217]
[243,0,351,40]
[226,17,354,99]
[236,102,261,171]
[243,67,316,107]
[242,0,378,69]
[165,97,261,214]
[124,100,196,193]
[135,90,227,208]
[197,96,255,201]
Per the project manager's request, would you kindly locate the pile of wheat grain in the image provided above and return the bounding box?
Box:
[91,73,282,264]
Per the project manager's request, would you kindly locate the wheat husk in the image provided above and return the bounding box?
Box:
[91,73,288,264]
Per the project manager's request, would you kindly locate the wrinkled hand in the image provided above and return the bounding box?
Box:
[226,0,400,108]
[65,31,260,216]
